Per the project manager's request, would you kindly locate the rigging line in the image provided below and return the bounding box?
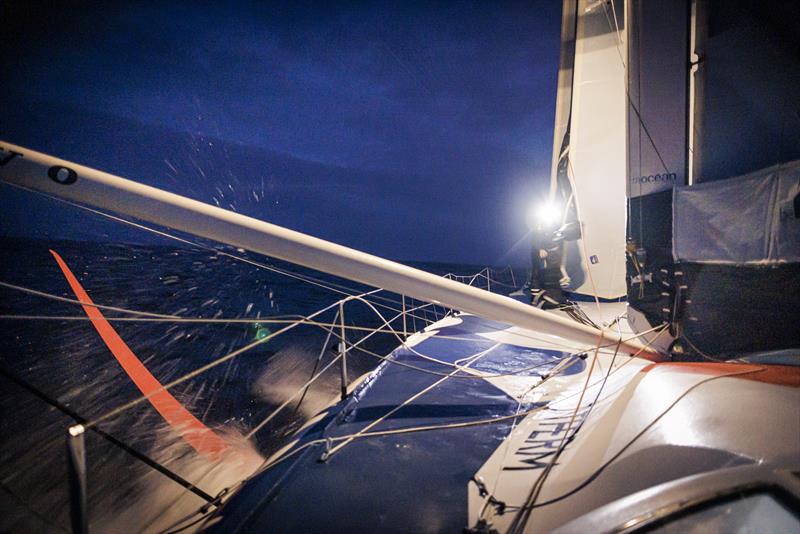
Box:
[0,364,216,504]
[480,389,531,523]
[0,284,445,329]
[248,405,549,486]
[451,314,665,356]
[482,278,517,289]
[507,328,660,416]
[1,278,332,324]
[320,342,502,461]
[0,314,320,325]
[84,291,369,429]
[345,405,540,438]
[600,1,672,181]
[310,296,470,372]
[250,355,592,484]
[510,325,669,531]
[403,299,452,323]
[0,276,445,335]
[523,318,626,524]
[525,366,766,510]
[252,338,659,490]
[562,305,601,330]
[635,1,645,244]
[337,336,583,380]
[0,314,448,334]
[602,0,626,69]
[573,303,602,329]
[0,280,182,318]
[335,295,487,371]
[293,310,339,415]
[1,182,406,312]
[508,320,607,533]
[680,333,737,363]
[303,293,470,371]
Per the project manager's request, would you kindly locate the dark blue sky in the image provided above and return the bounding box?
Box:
[0,1,561,265]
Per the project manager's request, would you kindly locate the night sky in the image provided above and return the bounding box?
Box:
[0,1,561,265]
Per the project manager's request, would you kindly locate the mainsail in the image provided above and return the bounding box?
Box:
[623,0,800,355]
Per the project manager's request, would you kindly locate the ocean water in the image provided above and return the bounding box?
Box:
[0,236,518,532]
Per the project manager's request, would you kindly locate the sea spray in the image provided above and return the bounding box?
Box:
[92,423,264,533]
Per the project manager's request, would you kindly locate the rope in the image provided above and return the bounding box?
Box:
[0,281,444,329]
[246,343,643,486]
[339,338,582,380]
[82,293,364,429]
[293,309,339,415]
[478,316,625,526]
[6,270,664,435]
[206,331,669,528]
[521,365,765,512]
[508,321,607,533]
[509,324,669,532]
[253,398,551,480]
[318,343,499,460]
[0,364,216,503]
[0,281,182,319]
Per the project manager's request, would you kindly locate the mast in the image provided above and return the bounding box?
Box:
[686,0,707,185]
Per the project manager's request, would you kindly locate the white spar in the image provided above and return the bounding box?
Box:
[0,141,661,358]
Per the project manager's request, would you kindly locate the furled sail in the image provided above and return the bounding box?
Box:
[550,0,628,299]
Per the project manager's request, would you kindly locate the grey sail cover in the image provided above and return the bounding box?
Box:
[673,160,800,264]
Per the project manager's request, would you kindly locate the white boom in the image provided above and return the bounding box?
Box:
[0,141,661,358]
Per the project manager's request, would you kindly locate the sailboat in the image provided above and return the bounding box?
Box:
[1,0,798,532]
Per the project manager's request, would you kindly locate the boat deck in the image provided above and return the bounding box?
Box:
[208,304,645,532]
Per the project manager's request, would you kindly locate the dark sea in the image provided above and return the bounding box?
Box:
[0,236,518,533]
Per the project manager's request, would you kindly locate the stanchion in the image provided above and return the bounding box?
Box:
[339,301,348,400]
[402,295,408,339]
[67,424,88,534]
